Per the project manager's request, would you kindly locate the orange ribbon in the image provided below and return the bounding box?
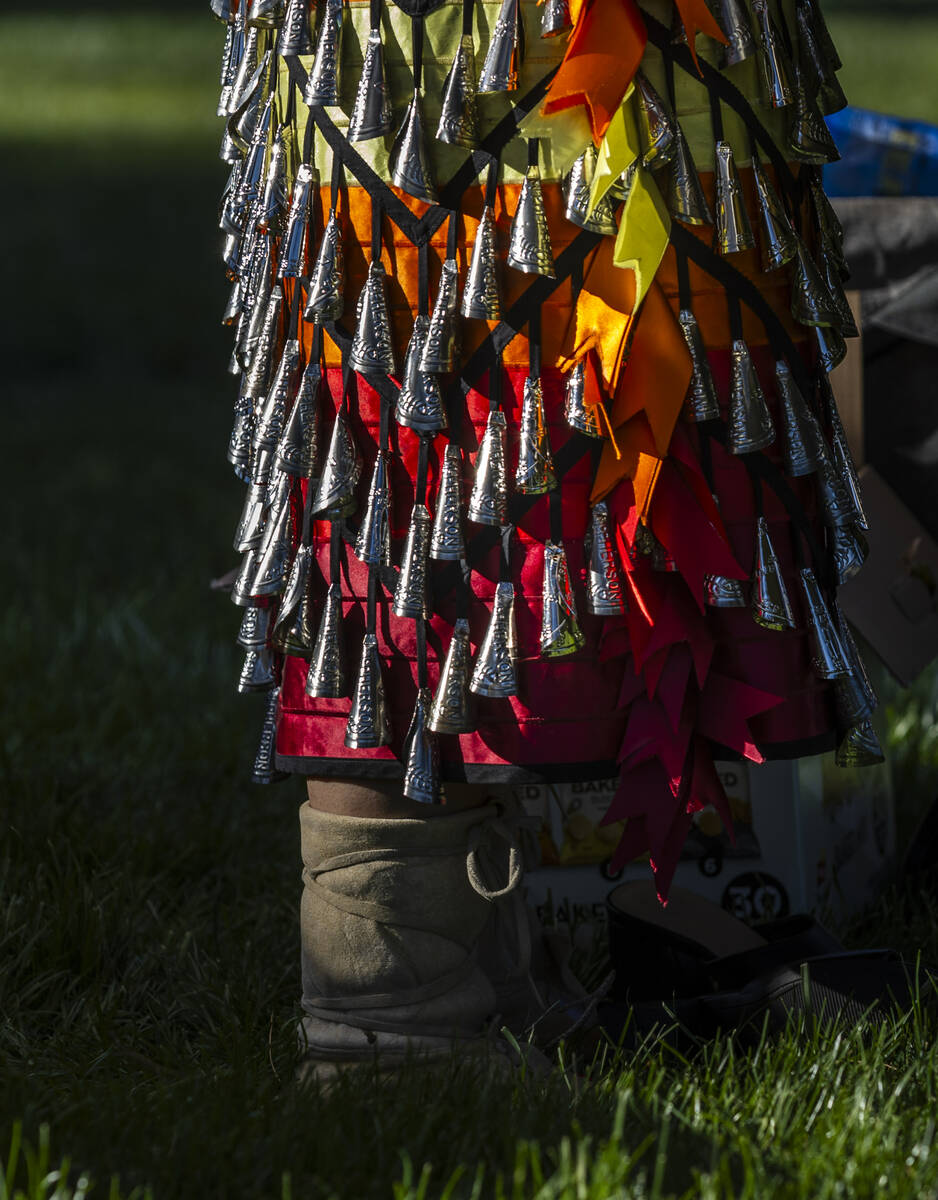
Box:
[672,0,728,71]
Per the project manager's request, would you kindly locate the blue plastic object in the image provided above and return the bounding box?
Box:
[824,107,938,198]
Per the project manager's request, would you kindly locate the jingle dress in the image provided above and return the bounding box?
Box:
[214,0,879,895]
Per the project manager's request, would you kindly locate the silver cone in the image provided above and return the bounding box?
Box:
[304,0,342,106]
[727,339,775,454]
[585,500,626,615]
[228,27,261,113]
[835,719,885,768]
[815,438,854,527]
[255,338,302,452]
[278,162,315,278]
[228,393,255,474]
[272,544,316,657]
[789,57,840,164]
[390,89,438,204]
[311,408,362,515]
[461,205,501,319]
[354,450,392,566]
[678,309,721,421]
[305,581,348,697]
[515,375,556,494]
[826,392,868,530]
[790,237,840,328]
[238,645,278,694]
[251,686,288,784]
[402,687,440,804]
[540,0,571,37]
[752,157,796,271]
[251,487,294,597]
[231,547,260,607]
[831,522,868,585]
[564,146,619,235]
[304,209,344,321]
[836,603,878,712]
[247,449,276,505]
[468,408,509,525]
[478,0,521,92]
[420,258,459,373]
[248,0,285,29]
[819,249,859,338]
[815,324,847,373]
[345,633,391,748]
[716,0,756,65]
[217,22,239,115]
[235,51,273,146]
[429,618,476,733]
[798,567,849,679]
[397,316,447,432]
[751,516,795,630]
[430,443,466,561]
[275,358,321,478]
[349,260,396,375]
[437,35,480,149]
[470,581,518,697]
[705,574,748,607]
[540,540,586,658]
[774,359,822,477]
[348,28,392,141]
[393,504,432,618]
[635,72,676,167]
[508,164,556,276]
[564,359,605,436]
[258,130,289,234]
[663,124,713,227]
[243,286,282,400]
[279,0,313,55]
[715,141,755,254]
[753,0,792,107]
[238,604,273,651]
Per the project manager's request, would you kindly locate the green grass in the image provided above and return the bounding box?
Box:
[3,8,938,1200]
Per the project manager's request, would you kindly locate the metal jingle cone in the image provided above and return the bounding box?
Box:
[272,544,316,655]
[304,209,344,321]
[836,719,885,768]
[390,90,438,204]
[835,603,878,711]
[753,0,792,108]
[789,58,840,164]
[305,582,348,697]
[312,409,362,516]
[515,375,556,494]
[635,72,676,168]
[831,522,868,586]
[714,142,755,255]
[437,35,480,149]
[468,408,509,526]
[223,236,243,281]
[248,448,277,504]
[540,540,585,658]
[678,310,721,422]
[238,645,278,694]
[716,0,756,65]
[705,574,748,607]
[798,566,849,680]
[815,439,854,528]
[233,489,267,552]
[251,686,289,784]
[815,324,847,373]
[585,500,625,616]
[276,359,321,477]
[818,72,848,120]
[278,163,315,278]
[258,134,289,235]
[461,205,501,320]
[238,603,273,650]
[279,0,313,55]
[832,659,873,731]
[255,338,302,452]
[564,360,604,437]
[801,0,841,72]
[420,259,459,374]
[540,0,571,37]
[775,359,821,477]
[728,339,775,454]
[348,28,392,142]
[751,516,796,630]
[564,147,618,236]
[402,687,440,804]
[830,423,868,532]
[229,27,260,113]
[430,443,466,562]
[235,52,274,147]
[810,177,847,277]
[822,257,859,340]
[752,157,797,271]
[345,633,391,749]
[305,0,342,106]
[232,547,261,607]
[251,494,294,598]
[349,260,396,376]
[470,581,519,697]
[249,0,286,29]
[243,286,282,398]
[398,316,447,432]
[393,504,432,618]
[508,165,556,277]
[478,0,521,92]
[217,22,238,115]
[663,124,713,227]
[228,394,255,472]
[430,618,476,734]
[354,450,392,567]
[790,238,840,328]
